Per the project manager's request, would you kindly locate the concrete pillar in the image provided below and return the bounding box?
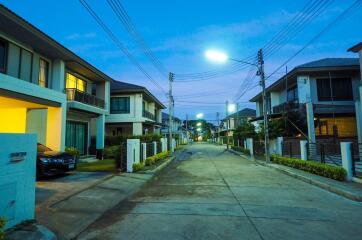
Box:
[46,105,66,151]
[153,141,157,155]
[246,138,254,157]
[52,59,65,92]
[96,81,110,112]
[172,138,176,152]
[142,143,147,161]
[306,102,316,159]
[127,139,140,173]
[96,115,105,156]
[300,140,308,160]
[341,142,353,181]
[132,122,142,136]
[161,137,167,152]
[276,137,283,155]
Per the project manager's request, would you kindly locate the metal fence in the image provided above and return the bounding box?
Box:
[307,142,342,166]
[157,142,162,153]
[146,142,154,158]
[253,140,265,156]
[116,142,127,172]
[351,143,362,178]
[282,138,301,159]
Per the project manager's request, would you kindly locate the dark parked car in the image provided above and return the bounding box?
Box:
[37,143,77,178]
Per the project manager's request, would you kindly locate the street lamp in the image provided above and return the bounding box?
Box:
[196,122,202,127]
[228,103,236,113]
[197,128,202,132]
[205,49,270,162]
[196,113,204,119]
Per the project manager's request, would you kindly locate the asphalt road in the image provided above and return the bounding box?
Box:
[78,143,362,240]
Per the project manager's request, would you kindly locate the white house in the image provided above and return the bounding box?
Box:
[219,108,256,137]
[250,58,361,141]
[0,4,110,157]
[105,81,165,136]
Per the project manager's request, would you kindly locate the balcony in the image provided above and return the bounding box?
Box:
[143,109,156,121]
[66,88,105,109]
[272,102,302,114]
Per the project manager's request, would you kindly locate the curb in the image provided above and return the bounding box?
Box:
[256,160,362,202]
[146,156,175,174]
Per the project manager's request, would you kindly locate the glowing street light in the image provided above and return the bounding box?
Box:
[196,113,204,119]
[205,50,228,63]
[197,128,202,132]
[196,122,202,127]
[228,103,236,113]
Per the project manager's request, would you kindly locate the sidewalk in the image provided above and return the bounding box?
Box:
[35,153,179,240]
[229,149,362,202]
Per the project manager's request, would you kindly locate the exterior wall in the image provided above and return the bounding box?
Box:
[106,93,142,123]
[256,101,263,117]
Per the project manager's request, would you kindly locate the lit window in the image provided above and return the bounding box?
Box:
[66,73,87,92]
[38,59,48,87]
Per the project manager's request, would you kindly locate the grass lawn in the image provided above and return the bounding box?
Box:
[76,159,116,172]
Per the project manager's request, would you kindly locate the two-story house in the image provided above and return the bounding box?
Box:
[219,108,256,137]
[161,112,183,136]
[250,58,360,139]
[105,81,165,136]
[0,5,110,157]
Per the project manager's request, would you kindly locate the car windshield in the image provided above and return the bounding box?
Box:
[37,143,52,152]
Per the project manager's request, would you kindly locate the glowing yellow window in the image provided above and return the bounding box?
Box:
[77,79,86,92]
[66,73,77,89]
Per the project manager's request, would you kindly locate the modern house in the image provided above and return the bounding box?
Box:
[161,112,186,139]
[105,81,165,136]
[0,4,110,157]
[250,58,361,139]
[219,108,256,137]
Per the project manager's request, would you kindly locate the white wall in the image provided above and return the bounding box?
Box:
[0,134,37,229]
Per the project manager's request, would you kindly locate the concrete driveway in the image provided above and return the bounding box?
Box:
[78,143,362,240]
[36,172,110,206]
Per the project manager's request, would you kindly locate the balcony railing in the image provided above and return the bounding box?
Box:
[143,109,156,121]
[66,88,105,109]
[272,102,301,114]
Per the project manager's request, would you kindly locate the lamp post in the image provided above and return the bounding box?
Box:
[206,49,270,162]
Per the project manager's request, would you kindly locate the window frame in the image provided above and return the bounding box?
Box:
[66,72,88,93]
[317,77,353,102]
[38,58,49,87]
[110,96,131,114]
[0,38,8,74]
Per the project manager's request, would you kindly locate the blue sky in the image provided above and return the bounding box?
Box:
[2,0,362,122]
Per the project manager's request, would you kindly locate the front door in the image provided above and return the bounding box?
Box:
[66,121,88,155]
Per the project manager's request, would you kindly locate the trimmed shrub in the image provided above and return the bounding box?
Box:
[103,145,120,159]
[271,155,346,181]
[65,147,80,158]
[0,217,5,240]
[231,146,250,155]
[145,151,171,166]
[132,163,145,172]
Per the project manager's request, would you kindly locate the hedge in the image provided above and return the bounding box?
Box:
[132,162,145,172]
[231,146,250,155]
[0,217,5,240]
[65,147,80,158]
[271,155,346,181]
[145,151,171,166]
[103,145,120,159]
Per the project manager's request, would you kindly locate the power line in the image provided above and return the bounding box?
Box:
[78,0,167,95]
[107,0,168,78]
[267,0,362,80]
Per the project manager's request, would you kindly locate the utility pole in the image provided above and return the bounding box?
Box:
[168,72,174,151]
[258,49,270,162]
[216,112,220,143]
[226,101,229,150]
[186,114,188,142]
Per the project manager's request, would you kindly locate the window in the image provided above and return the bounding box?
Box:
[0,39,7,73]
[317,78,353,101]
[66,73,87,92]
[287,86,298,102]
[38,58,48,87]
[110,97,130,114]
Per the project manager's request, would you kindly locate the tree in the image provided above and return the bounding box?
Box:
[233,120,257,140]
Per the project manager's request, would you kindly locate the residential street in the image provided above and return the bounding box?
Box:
[78,143,362,240]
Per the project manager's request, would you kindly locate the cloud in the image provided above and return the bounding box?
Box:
[65,32,97,40]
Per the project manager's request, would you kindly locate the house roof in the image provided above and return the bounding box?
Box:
[348,42,362,52]
[223,108,256,121]
[111,81,166,109]
[249,58,360,102]
[162,112,181,122]
[0,4,113,83]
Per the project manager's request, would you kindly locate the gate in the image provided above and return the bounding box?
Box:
[253,140,265,156]
[352,143,362,178]
[116,142,127,172]
[282,137,301,158]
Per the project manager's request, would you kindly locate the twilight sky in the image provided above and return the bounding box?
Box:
[2,0,362,122]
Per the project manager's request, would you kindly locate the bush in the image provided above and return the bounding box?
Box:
[145,151,171,166]
[103,145,120,159]
[231,146,250,155]
[271,155,346,181]
[65,147,80,158]
[0,217,5,240]
[132,162,145,172]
